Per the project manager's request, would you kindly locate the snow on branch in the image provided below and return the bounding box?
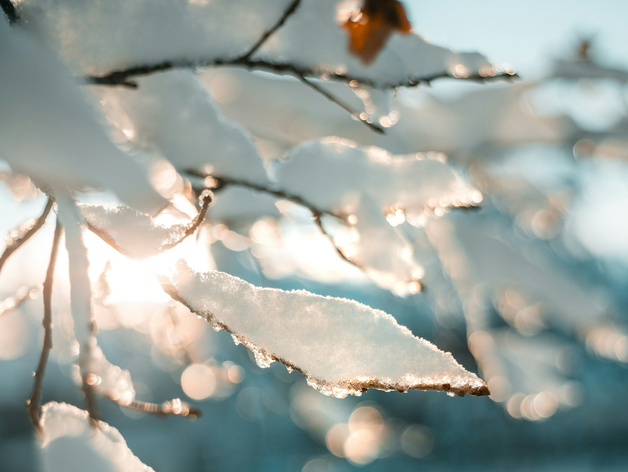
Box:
[39,402,155,472]
[162,261,489,398]
[14,0,515,89]
[0,197,53,277]
[0,19,166,215]
[82,190,213,259]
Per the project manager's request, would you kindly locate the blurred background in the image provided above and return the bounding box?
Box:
[2,1,628,471]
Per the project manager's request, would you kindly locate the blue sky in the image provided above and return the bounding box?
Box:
[407,0,628,79]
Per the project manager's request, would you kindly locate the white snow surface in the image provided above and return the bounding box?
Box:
[0,19,165,215]
[72,345,136,405]
[274,140,479,222]
[169,261,487,398]
[99,71,270,185]
[18,0,497,87]
[40,402,154,472]
[82,204,189,259]
[56,195,93,346]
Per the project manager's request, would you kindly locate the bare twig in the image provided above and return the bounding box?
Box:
[312,214,369,273]
[0,0,19,24]
[186,171,343,221]
[86,58,515,134]
[298,75,385,134]
[86,57,518,90]
[186,171,375,275]
[0,197,54,277]
[104,394,201,419]
[238,0,302,61]
[26,219,62,435]
[160,190,214,251]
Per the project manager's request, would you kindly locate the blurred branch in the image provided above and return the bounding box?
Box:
[103,394,201,420]
[160,190,214,251]
[186,171,343,221]
[0,0,19,24]
[86,57,518,90]
[298,74,385,134]
[185,171,375,279]
[26,218,62,435]
[0,197,54,277]
[238,0,302,61]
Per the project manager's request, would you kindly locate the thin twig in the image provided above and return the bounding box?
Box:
[86,57,518,90]
[160,190,214,251]
[238,0,302,61]
[26,218,63,435]
[0,0,19,24]
[86,191,214,257]
[104,394,201,419]
[186,171,371,273]
[186,171,343,221]
[298,74,385,134]
[0,197,54,277]
[312,214,368,273]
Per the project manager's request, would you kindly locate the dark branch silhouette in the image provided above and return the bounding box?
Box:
[184,171,425,289]
[86,57,518,90]
[26,218,62,435]
[238,0,302,61]
[298,75,385,134]
[0,197,54,277]
[0,0,19,24]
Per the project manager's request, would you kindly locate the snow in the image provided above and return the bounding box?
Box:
[39,402,154,472]
[167,261,488,398]
[274,140,480,225]
[98,71,270,185]
[0,19,165,215]
[203,70,569,158]
[73,345,136,406]
[17,0,502,87]
[56,195,93,346]
[82,204,190,259]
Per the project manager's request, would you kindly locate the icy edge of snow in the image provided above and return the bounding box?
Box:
[163,262,489,399]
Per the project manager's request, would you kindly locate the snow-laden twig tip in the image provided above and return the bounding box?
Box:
[162,262,488,398]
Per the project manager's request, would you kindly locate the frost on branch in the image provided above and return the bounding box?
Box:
[0,19,165,215]
[163,262,489,398]
[39,402,154,472]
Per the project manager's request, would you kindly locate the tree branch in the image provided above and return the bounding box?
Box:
[86,57,518,90]
[85,191,214,257]
[238,0,302,61]
[185,171,375,277]
[26,218,62,435]
[0,197,54,277]
[103,394,201,420]
[160,190,214,251]
[298,75,385,134]
[0,0,19,25]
